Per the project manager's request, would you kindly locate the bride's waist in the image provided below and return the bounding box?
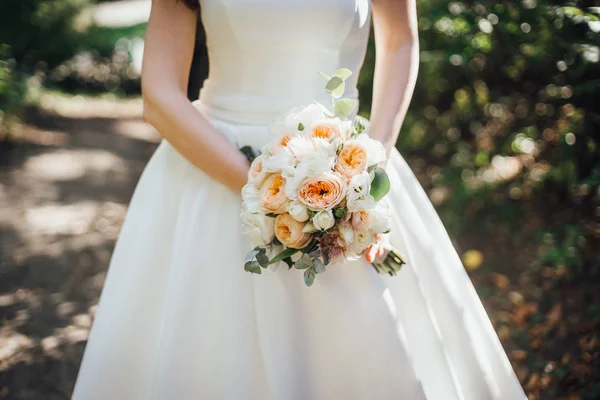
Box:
[194,82,357,126]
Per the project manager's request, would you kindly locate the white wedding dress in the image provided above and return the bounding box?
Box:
[72,1,526,399]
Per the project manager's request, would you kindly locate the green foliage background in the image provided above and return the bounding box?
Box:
[357,2,600,398]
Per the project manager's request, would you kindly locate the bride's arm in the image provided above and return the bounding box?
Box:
[142,0,249,194]
[369,0,420,154]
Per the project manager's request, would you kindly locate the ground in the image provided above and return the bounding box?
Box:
[0,94,159,399]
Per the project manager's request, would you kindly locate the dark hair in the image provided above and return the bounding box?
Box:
[180,0,199,10]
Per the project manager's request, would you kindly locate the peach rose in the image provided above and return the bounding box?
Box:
[311,122,343,141]
[335,141,368,179]
[260,173,289,214]
[250,154,270,187]
[275,213,312,249]
[271,135,292,153]
[297,172,347,211]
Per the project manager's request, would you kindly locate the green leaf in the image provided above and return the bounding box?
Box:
[333,207,347,219]
[283,257,294,269]
[368,164,377,173]
[245,249,260,261]
[354,117,366,134]
[298,122,304,131]
[318,71,331,80]
[269,248,299,265]
[244,260,262,274]
[325,76,345,99]
[333,98,356,118]
[265,213,277,218]
[295,254,314,270]
[240,146,260,163]
[370,167,391,201]
[256,252,269,267]
[333,68,352,81]
[304,268,316,287]
[313,258,326,273]
[307,209,317,218]
[322,251,330,266]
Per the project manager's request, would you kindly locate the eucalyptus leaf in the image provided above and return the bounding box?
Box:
[318,71,331,80]
[298,122,305,131]
[370,167,391,201]
[333,68,352,81]
[333,98,356,118]
[256,252,269,267]
[295,254,314,270]
[304,269,316,287]
[313,258,326,273]
[269,248,299,265]
[283,257,294,269]
[244,260,262,274]
[245,249,260,261]
[325,76,345,99]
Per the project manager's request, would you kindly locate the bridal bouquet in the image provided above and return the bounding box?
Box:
[241,69,405,286]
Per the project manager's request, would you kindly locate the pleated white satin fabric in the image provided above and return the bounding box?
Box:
[72,0,526,399]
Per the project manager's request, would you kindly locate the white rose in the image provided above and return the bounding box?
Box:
[286,201,309,222]
[284,103,327,131]
[241,184,261,214]
[286,136,315,159]
[346,171,376,212]
[349,229,375,255]
[368,201,391,234]
[356,134,387,166]
[241,212,275,246]
[312,210,335,231]
[263,147,296,175]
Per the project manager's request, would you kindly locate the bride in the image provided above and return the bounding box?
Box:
[72,0,526,399]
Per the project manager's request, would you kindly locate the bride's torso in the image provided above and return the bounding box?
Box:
[197,0,371,125]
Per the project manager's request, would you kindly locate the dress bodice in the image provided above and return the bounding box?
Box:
[197,0,371,125]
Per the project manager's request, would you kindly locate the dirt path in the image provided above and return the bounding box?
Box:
[0,94,159,399]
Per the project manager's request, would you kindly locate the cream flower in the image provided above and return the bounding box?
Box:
[335,140,368,179]
[355,134,387,166]
[259,173,289,214]
[312,210,335,231]
[249,154,270,187]
[346,171,376,212]
[274,213,312,249]
[310,118,346,141]
[286,200,310,222]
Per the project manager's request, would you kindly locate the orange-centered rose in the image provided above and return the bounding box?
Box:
[275,213,312,249]
[335,142,368,179]
[311,122,343,141]
[297,172,347,211]
[260,173,289,214]
[250,156,269,187]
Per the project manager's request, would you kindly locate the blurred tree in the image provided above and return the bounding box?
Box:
[0,0,90,129]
